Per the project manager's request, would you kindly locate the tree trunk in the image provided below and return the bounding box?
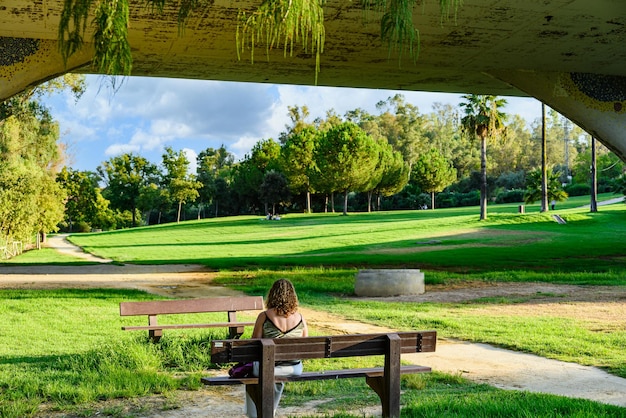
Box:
[324,195,328,213]
[367,191,373,212]
[177,201,182,223]
[331,193,335,213]
[215,200,219,217]
[541,103,549,213]
[431,192,435,210]
[480,135,488,220]
[343,190,349,215]
[306,190,311,213]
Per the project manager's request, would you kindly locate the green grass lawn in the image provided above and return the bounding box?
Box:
[65,194,625,274]
[1,195,624,417]
[0,288,623,418]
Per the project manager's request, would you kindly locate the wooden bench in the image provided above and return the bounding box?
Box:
[119,296,264,342]
[202,330,437,418]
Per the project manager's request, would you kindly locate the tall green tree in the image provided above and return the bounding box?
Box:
[460,94,507,220]
[232,139,281,214]
[56,167,113,231]
[372,142,410,211]
[98,153,158,227]
[490,114,534,176]
[375,94,425,167]
[314,122,380,215]
[161,147,201,223]
[424,103,479,179]
[196,145,235,218]
[279,105,311,143]
[412,148,457,209]
[280,126,318,213]
[259,170,291,215]
[0,95,67,246]
[137,183,169,225]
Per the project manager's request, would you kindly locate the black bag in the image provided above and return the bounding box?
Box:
[228,362,254,378]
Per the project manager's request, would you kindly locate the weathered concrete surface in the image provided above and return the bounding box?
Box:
[1,1,626,160]
[355,269,425,297]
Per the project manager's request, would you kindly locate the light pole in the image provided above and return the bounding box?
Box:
[590,136,598,213]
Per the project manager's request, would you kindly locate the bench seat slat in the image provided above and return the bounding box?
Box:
[202,365,432,386]
[122,321,255,331]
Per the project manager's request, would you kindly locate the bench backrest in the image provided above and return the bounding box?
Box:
[120,296,264,316]
[211,331,437,364]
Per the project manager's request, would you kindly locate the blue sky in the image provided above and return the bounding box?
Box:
[43,75,541,173]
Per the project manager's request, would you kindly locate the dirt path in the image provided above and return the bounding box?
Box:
[2,235,625,416]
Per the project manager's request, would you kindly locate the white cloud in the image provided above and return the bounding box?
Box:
[231,135,263,160]
[129,130,167,151]
[105,143,141,156]
[183,148,198,174]
[150,119,194,138]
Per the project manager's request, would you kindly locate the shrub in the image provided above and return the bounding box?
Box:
[496,171,526,190]
[75,221,91,233]
[459,190,480,207]
[495,189,525,204]
[436,192,458,208]
[565,183,591,196]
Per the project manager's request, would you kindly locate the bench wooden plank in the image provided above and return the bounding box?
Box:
[119,296,264,316]
[211,331,437,363]
[119,296,264,342]
[202,365,432,385]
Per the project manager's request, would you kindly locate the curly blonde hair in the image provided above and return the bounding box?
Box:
[266,279,299,316]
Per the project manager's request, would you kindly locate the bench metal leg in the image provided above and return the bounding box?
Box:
[227,311,245,339]
[148,329,162,343]
[228,325,246,339]
[148,315,162,343]
[365,334,401,418]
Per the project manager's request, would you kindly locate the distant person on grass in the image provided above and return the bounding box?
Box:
[245,279,308,418]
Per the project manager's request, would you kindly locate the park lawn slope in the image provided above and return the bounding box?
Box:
[67,204,626,273]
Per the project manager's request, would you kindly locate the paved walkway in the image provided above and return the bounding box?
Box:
[578,196,624,209]
[45,234,113,263]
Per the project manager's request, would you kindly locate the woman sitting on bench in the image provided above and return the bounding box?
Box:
[245,279,309,418]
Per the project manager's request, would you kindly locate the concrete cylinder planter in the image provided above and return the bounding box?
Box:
[355,269,425,297]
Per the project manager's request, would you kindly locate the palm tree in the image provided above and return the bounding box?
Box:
[524,168,568,206]
[460,95,507,220]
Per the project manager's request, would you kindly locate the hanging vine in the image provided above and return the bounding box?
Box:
[92,0,132,75]
[236,0,325,84]
[365,0,463,64]
[57,0,462,81]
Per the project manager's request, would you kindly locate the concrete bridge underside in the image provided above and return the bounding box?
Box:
[1,0,625,161]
